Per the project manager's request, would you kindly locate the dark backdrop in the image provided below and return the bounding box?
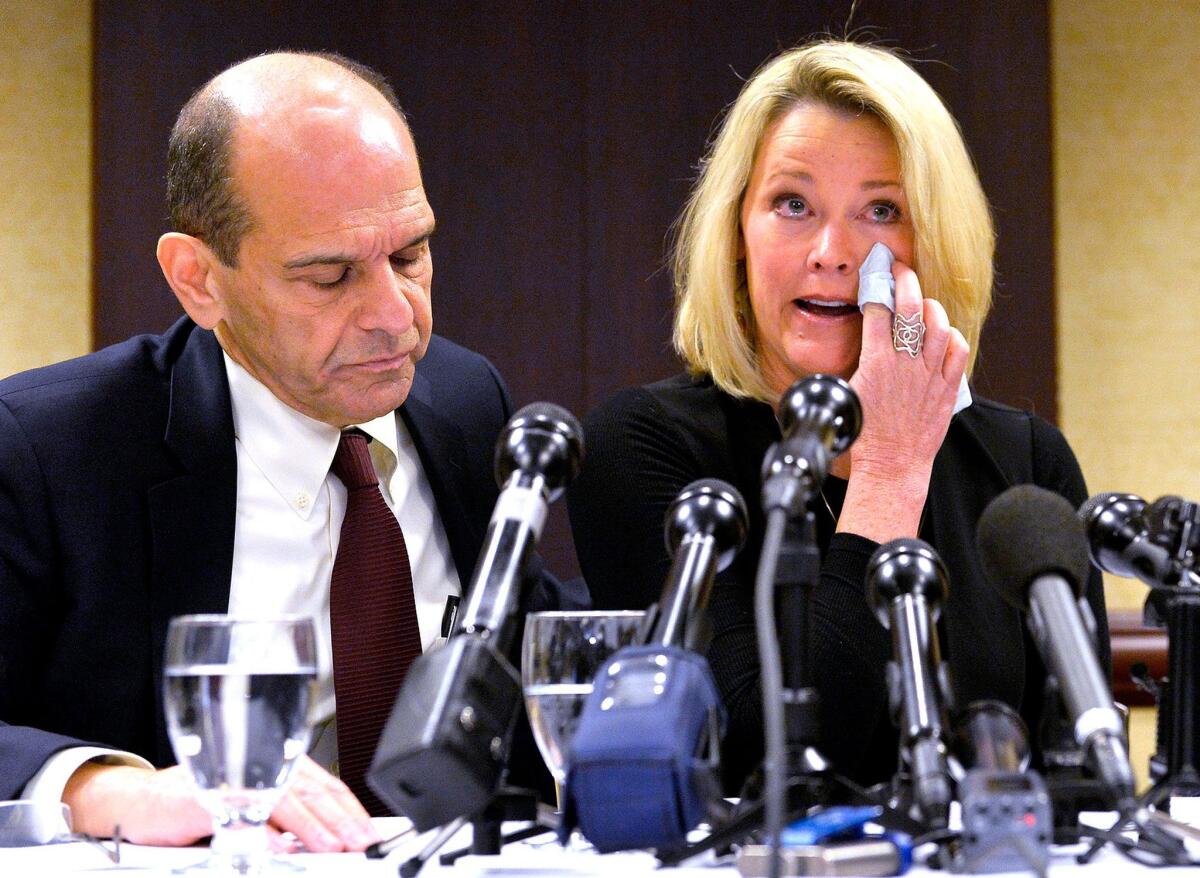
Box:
[93,0,1055,579]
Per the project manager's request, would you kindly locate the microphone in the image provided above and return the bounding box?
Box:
[368,403,583,830]
[755,375,861,873]
[867,538,954,827]
[565,479,748,853]
[649,479,750,648]
[952,701,1054,875]
[453,403,583,643]
[954,700,1030,774]
[762,375,862,514]
[1078,492,1178,587]
[977,485,1136,811]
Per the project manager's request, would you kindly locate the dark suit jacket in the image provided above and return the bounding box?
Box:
[0,317,545,797]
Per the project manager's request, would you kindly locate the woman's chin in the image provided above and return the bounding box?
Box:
[787,352,859,383]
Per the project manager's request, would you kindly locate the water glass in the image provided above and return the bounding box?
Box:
[521,610,647,787]
[163,615,317,874]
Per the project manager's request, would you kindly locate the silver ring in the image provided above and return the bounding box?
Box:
[892,311,925,357]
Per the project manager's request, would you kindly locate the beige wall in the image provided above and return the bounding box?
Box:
[1053,1,1200,790]
[0,1,91,378]
[1054,2,1200,612]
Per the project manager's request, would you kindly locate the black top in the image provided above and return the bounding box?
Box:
[567,372,1109,792]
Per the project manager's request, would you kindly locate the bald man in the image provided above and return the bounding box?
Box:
[0,52,553,850]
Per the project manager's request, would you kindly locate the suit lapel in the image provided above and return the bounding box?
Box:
[147,325,238,760]
[399,369,482,586]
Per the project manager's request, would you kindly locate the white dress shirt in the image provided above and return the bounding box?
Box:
[23,354,462,803]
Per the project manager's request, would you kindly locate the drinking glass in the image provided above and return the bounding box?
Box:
[163,615,318,874]
[521,610,647,788]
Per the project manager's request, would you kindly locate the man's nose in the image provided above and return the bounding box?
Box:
[359,261,415,332]
[806,221,854,274]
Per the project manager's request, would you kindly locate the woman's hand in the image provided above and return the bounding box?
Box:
[835,259,969,542]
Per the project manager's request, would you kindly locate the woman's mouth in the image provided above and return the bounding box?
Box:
[793,298,859,317]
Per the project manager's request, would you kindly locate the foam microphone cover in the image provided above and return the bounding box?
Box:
[976,484,1091,608]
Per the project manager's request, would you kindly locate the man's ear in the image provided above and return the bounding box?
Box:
[157,233,225,329]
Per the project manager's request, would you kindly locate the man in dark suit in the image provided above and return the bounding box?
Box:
[0,51,533,850]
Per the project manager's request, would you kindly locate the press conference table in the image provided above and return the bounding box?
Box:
[3,816,1195,876]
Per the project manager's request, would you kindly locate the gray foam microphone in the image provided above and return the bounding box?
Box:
[977,485,1135,811]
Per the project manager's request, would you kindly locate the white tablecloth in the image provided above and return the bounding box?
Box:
[1,816,1196,876]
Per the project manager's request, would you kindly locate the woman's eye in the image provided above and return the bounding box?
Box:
[866,201,902,223]
[774,196,810,218]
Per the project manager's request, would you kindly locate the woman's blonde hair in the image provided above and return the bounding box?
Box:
[671,41,994,402]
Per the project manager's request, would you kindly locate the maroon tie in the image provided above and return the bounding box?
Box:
[329,430,422,816]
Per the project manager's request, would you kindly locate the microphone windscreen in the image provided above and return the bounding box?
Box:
[976,484,1091,608]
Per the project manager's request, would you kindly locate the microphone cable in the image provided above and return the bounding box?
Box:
[754,506,790,878]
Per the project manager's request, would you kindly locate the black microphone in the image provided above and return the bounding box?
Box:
[977,485,1136,811]
[1078,492,1177,587]
[761,374,862,514]
[454,403,583,643]
[368,403,583,830]
[565,479,748,853]
[650,479,749,648]
[867,538,954,827]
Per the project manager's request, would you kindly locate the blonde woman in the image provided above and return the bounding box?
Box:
[567,41,1107,792]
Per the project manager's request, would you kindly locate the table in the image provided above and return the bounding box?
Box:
[2,816,1197,876]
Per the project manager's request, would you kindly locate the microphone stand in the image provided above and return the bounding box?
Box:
[1142,582,1200,809]
[1138,497,1200,811]
[1036,672,1112,832]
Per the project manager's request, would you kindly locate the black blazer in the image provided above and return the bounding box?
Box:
[568,372,1110,791]
[0,317,530,796]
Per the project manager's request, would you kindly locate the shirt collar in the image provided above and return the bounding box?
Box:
[222,354,399,519]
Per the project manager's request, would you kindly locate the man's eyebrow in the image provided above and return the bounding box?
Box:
[283,226,436,271]
[283,253,355,270]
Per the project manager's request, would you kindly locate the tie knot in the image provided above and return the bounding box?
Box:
[331,430,378,490]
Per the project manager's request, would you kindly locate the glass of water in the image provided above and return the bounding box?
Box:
[521,610,646,789]
[163,615,317,874]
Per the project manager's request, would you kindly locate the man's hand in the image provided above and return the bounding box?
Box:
[268,756,380,851]
[63,756,380,851]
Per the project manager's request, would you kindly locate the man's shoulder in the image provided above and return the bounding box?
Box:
[0,318,196,410]
[0,318,208,451]
[419,334,500,382]
[413,334,507,413]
